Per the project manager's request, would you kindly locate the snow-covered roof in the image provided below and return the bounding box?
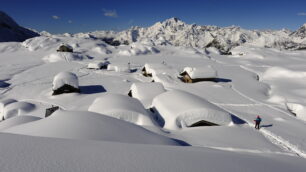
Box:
[3,102,36,120]
[88,94,154,126]
[181,66,218,79]
[152,90,233,129]
[129,82,166,108]
[59,43,73,49]
[107,63,130,72]
[3,110,179,145]
[52,72,79,90]
[143,63,171,76]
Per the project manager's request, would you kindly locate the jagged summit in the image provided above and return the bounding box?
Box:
[290,23,306,39]
[0,11,39,42]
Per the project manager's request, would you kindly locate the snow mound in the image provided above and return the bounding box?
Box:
[152,90,234,129]
[88,94,154,126]
[118,43,159,56]
[87,61,108,69]
[107,63,130,72]
[0,99,17,120]
[4,110,180,145]
[285,102,306,121]
[0,115,41,131]
[129,82,166,108]
[182,66,218,79]
[262,67,306,80]
[43,52,85,63]
[52,72,79,90]
[91,46,112,54]
[22,36,60,51]
[3,102,36,120]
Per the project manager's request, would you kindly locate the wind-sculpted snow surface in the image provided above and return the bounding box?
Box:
[3,110,180,145]
[88,94,154,126]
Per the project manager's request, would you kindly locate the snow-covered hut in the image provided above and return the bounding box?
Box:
[57,44,73,52]
[152,90,234,129]
[52,72,80,95]
[0,99,17,120]
[3,102,36,120]
[87,61,109,70]
[88,94,154,126]
[142,63,169,77]
[179,66,218,83]
[128,82,166,108]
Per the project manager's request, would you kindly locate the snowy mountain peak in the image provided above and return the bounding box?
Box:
[290,23,306,39]
[0,11,39,42]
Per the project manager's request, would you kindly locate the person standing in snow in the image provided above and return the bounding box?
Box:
[254,115,262,130]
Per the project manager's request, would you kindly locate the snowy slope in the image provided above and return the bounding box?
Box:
[0,11,39,42]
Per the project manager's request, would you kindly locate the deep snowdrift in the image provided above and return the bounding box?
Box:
[152,90,237,129]
[88,94,154,126]
[3,110,180,145]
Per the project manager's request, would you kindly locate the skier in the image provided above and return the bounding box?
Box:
[254,115,262,130]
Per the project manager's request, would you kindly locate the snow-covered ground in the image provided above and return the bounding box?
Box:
[1,18,306,171]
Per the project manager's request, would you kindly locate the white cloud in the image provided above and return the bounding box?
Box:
[52,15,60,20]
[297,12,306,16]
[103,9,118,18]
[68,20,73,24]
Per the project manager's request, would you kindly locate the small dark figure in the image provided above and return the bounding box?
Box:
[254,115,262,130]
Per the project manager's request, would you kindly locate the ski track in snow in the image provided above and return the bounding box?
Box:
[222,75,306,158]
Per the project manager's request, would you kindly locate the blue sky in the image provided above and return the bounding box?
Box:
[1,0,306,33]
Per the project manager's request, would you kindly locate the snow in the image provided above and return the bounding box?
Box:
[88,94,154,126]
[52,72,79,90]
[0,115,41,130]
[3,101,36,119]
[129,82,166,108]
[107,63,130,72]
[143,63,179,80]
[4,110,178,145]
[0,98,17,120]
[118,43,159,56]
[1,17,306,171]
[87,61,108,69]
[152,90,235,129]
[1,133,306,172]
[43,52,85,63]
[182,66,218,79]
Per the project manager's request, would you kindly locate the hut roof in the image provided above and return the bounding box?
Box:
[129,82,166,108]
[88,94,154,126]
[181,66,218,79]
[52,72,79,90]
[152,90,233,129]
[143,63,175,76]
[3,102,36,120]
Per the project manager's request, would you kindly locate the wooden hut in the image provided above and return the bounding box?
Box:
[57,44,73,52]
[52,72,80,95]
